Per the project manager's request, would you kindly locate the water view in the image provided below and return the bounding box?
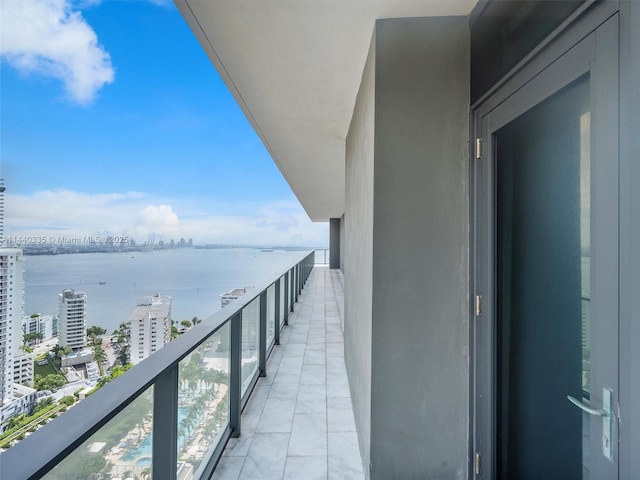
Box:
[24,247,311,333]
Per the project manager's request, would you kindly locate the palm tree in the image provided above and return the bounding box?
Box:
[178,417,195,453]
[97,376,109,388]
[93,345,106,363]
[139,466,151,480]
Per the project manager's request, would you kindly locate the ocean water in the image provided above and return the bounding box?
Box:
[23,248,311,333]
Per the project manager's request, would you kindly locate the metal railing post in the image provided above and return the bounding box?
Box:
[290,268,295,308]
[258,291,267,377]
[153,365,178,480]
[274,280,281,344]
[229,312,242,438]
[283,272,289,325]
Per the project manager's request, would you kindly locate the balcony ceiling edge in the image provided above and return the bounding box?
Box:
[175,0,477,222]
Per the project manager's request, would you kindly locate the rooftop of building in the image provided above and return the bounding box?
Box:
[221,287,254,298]
[129,294,171,321]
[60,289,87,299]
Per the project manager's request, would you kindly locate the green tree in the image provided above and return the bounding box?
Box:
[86,326,106,337]
[59,395,76,407]
[180,319,192,329]
[33,397,54,413]
[112,322,130,365]
[23,331,44,346]
[178,415,196,450]
[93,344,107,374]
[139,466,151,480]
[35,374,67,391]
[55,345,72,359]
[86,326,107,347]
[45,452,107,480]
[118,347,129,366]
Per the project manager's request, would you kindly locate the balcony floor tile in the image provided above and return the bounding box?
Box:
[212,456,245,480]
[283,456,327,480]
[213,266,364,480]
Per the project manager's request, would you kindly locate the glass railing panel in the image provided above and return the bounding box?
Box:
[313,249,329,265]
[41,385,154,480]
[266,285,275,347]
[177,324,230,477]
[241,298,260,396]
[279,275,285,328]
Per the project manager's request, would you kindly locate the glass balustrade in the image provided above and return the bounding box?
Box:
[0,252,315,480]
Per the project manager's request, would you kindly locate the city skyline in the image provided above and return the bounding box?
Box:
[0,0,328,247]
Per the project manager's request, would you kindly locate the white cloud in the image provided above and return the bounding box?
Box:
[0,0,114,104]
[5,190,329,247]
[139,204,180,231]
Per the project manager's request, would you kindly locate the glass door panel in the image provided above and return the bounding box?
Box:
[495,74,590,480]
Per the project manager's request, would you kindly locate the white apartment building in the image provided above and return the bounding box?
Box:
[23,314,56,345]
[13,352,34,388]
[23,314,56,342]
[128,294,171,365]
[0,384,36,434]
[220,287,251,308]
[0,248,24,405]
[58,289,87,351]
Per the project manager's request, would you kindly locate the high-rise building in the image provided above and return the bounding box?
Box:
[0,248,24,405]
[128,293,171,365]
[0,179,34,416]
[58,289,87,351]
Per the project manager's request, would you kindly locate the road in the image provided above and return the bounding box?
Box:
[38,379,98,402]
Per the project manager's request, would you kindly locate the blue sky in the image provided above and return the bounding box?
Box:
[0,0,328,246]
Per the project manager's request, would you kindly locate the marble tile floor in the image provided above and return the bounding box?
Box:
[212,266,365,480]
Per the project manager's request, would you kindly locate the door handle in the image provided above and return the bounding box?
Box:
[566,395,607,417]
[567,388,614,460]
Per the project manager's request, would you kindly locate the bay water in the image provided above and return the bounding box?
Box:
[23,248,311,334]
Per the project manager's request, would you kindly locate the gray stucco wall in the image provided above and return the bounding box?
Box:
[344,32,376,476]
[369,17,470,479]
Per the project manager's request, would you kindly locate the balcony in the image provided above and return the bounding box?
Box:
[212,266,363,480]
[0,251,363,480]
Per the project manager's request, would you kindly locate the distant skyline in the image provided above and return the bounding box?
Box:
[0,0,328,246]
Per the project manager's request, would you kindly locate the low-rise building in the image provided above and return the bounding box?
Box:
[13,352,34,388]
[0,384,36,433]
[60,348,94,368]
[22,314,57,343]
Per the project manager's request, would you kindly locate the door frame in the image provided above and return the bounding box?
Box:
[469,2,621,478]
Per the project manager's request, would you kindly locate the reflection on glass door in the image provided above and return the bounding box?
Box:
[495,74,591,479]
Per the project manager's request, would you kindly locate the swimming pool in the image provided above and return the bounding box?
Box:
[121,408,192,462]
